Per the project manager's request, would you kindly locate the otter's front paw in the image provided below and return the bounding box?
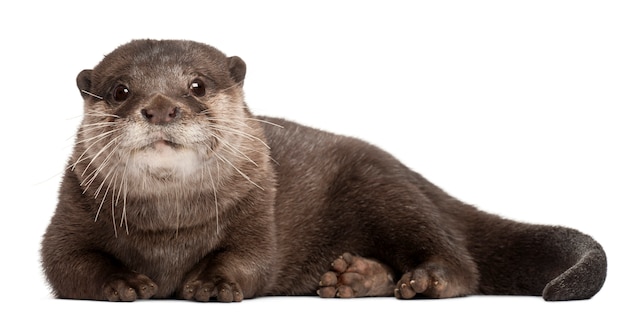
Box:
[181,276,243,302]
[103,273,157,302]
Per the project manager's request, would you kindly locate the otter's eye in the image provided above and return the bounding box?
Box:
[189,78,206,97]
[112,84,130,102]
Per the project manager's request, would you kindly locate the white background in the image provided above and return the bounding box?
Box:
[1,1,623,314]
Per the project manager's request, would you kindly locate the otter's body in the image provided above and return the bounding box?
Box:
[41,40,606,302]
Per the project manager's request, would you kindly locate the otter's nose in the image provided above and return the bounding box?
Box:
[141,95,180,125]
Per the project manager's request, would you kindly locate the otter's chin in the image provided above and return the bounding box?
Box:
[128,144,205,181]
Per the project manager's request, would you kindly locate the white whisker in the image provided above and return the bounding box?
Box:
[70,130,121,172]
[212,133,258,167]
[92,164,115,204]
[110,175,118,238]
[74,128,120,146]
[80,134,123,177]
[212,149,263,191]
[209,124,270,149]
[83,137,124,194]
[81,90,104,100]
[77,122,119,132]
[244,117,284,129]
[206,155,220,236]
[84,109,120,119]
[119,152,130,235]
[94,167,115,225]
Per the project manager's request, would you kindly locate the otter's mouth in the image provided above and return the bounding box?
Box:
[149,139,182,150]
[154,139,177,146]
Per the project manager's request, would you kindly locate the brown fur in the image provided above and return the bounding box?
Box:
[41,39,606,302]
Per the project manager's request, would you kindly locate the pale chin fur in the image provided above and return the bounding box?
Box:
[128,145,205,182]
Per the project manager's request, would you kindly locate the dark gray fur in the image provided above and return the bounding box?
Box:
[41,39,606,302]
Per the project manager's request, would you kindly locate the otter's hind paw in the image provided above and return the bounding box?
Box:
[394,261,471,299]
[317,252,395,298]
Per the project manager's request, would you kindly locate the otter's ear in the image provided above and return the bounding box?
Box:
[76,70,93,100]
[228,56,246,84]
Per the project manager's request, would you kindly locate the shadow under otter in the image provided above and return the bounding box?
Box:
[41,39,606,302]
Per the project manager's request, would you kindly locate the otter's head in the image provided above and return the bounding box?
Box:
[72,40,265,208]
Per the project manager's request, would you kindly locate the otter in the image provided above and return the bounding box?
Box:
[41,39,606,302]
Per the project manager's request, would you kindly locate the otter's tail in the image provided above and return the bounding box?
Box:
[540,228,607,301]
[468,215,607,301]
